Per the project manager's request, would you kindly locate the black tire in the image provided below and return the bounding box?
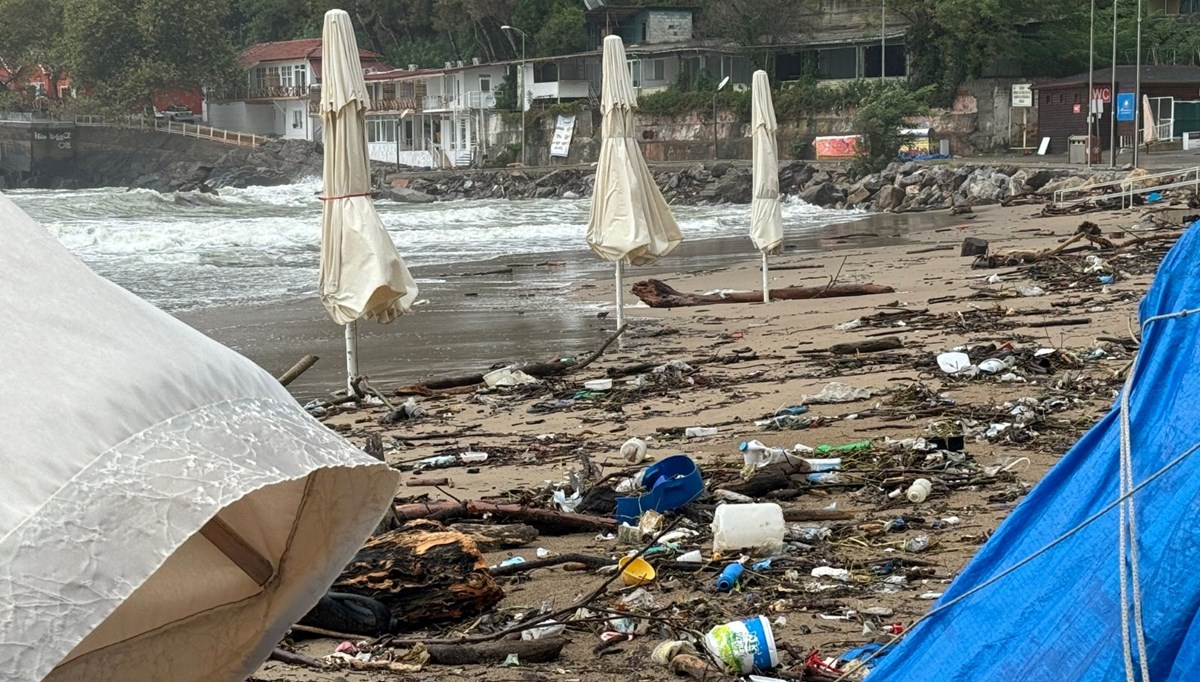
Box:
[297,591,394,637]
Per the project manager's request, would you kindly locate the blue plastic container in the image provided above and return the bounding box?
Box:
[615,454,704,525]
[715,561,745,592]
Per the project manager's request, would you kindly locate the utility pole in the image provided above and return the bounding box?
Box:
[1133,0,1142,169]
[1088,0,1095,169]
[501,25,528,166]
[1110,0,1119,167]
[881,0,886,84]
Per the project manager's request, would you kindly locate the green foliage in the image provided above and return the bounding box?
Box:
[60,0,239,110]
[493,68,517,110]
[849,84,933,177]
[637,79,891,122]
[533,4,587,56]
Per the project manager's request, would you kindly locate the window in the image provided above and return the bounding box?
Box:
[294,65,307,89]
[648,59,665,82]
[382,82,396,100]
[479,75,492,92]
[367,118,398,143]
[292,108,303,129]
[642,22,648,42]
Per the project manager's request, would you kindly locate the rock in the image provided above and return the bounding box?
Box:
[874,185,906,212]
[386,187,436,203]
[799,181,843,207]
[712,170,752,203]
[1037,176,1086,196]
[897,170,925,189]
[534,185,557,198]
[845,186,872,206]
[709,162,732,178]
[1007,169,1031,197]
[563,190,580,199]
[1023,169,1062,190]
[808,170,833,187]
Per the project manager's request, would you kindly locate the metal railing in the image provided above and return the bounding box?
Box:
[145,118,265,148]
[1052,166,1200,208]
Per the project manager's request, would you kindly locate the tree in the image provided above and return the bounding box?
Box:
[699,0,819,68]
[0,0,68,96]
[60,0,239,111]
[887,0,1077,104]
[850,84,932,176]
[533,4,586,56]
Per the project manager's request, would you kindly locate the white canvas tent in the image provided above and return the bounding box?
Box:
[749,69,783,303]
[0,192,399,681]
[318,9,418,389]
[586,35,682,329]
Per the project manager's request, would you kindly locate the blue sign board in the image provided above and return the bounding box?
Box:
[1116,92,1136,122]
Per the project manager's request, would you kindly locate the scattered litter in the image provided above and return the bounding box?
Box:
[801,382,875,404]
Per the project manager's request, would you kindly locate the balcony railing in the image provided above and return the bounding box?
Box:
[246,85,311,100]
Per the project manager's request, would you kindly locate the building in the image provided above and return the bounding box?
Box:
[207,38,389,141]
[1149,0,1200,14]
[1034,65,1200,154]
[360,60,502,168]
[773,0,909,82]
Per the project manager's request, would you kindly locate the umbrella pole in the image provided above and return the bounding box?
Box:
[615,259,625,331]
[762,252,770,303]
[344,321,359,393]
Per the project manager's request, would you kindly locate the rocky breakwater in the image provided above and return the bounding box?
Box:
[384,160,1116,212]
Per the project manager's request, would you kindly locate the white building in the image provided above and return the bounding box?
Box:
[362,60,501,168]
[208,41,502,169]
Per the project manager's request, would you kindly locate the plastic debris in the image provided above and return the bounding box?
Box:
[801,382,875,405]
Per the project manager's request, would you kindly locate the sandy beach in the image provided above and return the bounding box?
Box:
[249,198,1182,682]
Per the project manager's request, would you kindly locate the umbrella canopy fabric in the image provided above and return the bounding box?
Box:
[0,192,399,681]
[585,35,682,266]
[749,70,783,255]
[318,9,416,325]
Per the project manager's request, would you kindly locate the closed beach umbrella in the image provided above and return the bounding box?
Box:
[318,9,417,388]
[750,70,783,303]
[0,192,398,681]
[586,35,682,329]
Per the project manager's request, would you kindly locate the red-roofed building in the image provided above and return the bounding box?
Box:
[209,38,392,141]
[210,39,511,168]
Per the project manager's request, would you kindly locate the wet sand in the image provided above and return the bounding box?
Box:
[185,211,956,398]
[246,198,1184,682]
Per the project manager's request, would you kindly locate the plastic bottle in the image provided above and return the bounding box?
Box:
[685,427,719,438]
[620,437,648,463]
[715,560,745,592]
[906,478,932,503]
[711,503,785,555]
[739,440,789,468]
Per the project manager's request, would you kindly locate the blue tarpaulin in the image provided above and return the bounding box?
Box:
[870,223,1200,681]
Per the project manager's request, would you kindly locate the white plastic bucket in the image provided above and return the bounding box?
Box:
[711,503,785,555]
[703,616,780,673]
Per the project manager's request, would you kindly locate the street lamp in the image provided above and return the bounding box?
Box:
[501,25,529,166]
[1133,0,1143,169]
[713,76,729,160]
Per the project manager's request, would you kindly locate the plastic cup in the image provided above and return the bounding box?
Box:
[703,615,780,673]
[618,556,656,586]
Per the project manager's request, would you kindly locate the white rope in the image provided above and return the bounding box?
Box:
[832,305,1200,682]
[1117,306,1200,682]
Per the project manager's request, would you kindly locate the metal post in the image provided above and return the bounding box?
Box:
[881,0,886,84]
[344,321,359,394]
[762,252,770,304]
[1133,0,1142,169]
[520,34,526,166]
[614,260,625,331]
[712,92,718,159]
[1087,0,1095,169]
[1110,0,1119,167]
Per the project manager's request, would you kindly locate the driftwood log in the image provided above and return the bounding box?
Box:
[718,462,813,498]
[631,279,895,308]
[828,336,904,354]
[425,636,569,665]
[450,523,539,550]
[333,525,504,628]
[396,324,627,393]
[393,500,617,535]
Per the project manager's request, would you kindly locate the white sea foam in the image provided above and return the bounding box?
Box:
[8,183,863,311]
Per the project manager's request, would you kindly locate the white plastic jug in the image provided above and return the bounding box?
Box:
[906,478,932,503]
[711,503,785,555]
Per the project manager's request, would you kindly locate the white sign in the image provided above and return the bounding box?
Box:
[1011,84,1033,108]
[549,114,576,158]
